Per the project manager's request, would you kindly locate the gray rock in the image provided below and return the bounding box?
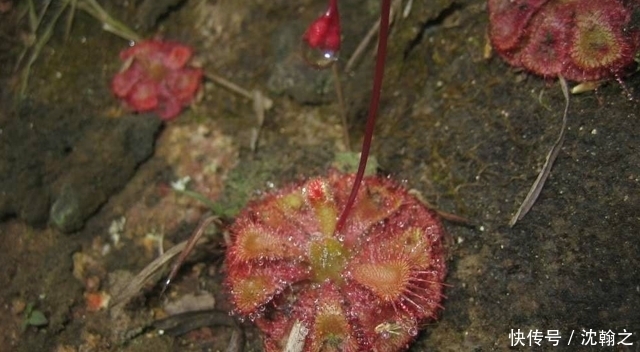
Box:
[0,102,161,233]
[49,114,161,233]
[135,0,187,30]
[267,23,334,105]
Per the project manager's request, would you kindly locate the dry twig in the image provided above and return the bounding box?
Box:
[509,76,570,226]
[111,216,218,308]
[344,0,402,72]
[153,309,245,352]
[283,320,308,352]
[111,239,188,308]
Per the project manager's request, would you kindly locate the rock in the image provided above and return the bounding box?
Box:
[0,101,74,226]
[135,0,187,30]
[0,101,161,232]
[49,115,161,233]
[267,23,335,105]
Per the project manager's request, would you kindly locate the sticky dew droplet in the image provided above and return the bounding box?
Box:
[301,43,339,69]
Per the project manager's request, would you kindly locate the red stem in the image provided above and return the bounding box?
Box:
[334,0,391,235]
[327,0,338,16]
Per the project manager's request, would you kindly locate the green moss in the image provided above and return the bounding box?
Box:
[332,151,378,175]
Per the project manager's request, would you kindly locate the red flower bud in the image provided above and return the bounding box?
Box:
[303,0,341,54]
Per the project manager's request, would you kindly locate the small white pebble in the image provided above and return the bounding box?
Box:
[171,176,191,191]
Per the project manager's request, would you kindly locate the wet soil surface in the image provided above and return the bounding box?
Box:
[0,0,638,351]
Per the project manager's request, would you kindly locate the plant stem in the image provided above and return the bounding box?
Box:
[19,0,68,98]
[77,0,141,42]
[332,64,350,150]
[334,0,391,234]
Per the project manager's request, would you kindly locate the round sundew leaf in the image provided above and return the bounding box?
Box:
[230,274,276,314]
[227,262,310,315]
[519,6,571,77]
[126,79,158,112]
[340,283,418,351]
[488,0,550,52]
[307,285,359,352]
[350,260,411,302]
[119,40,163,61]
[247,193,310,242]
[571,10,622,69]
[389,227,432,269]
[111,63,142,98]
[155,94,182,120]
[163,43,193,69]
[340,181,403,246]
[232,223,303,262]
[303,177,338,237]
[164,68,203,104]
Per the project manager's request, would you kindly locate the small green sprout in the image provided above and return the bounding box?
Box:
[22,303,48,331]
